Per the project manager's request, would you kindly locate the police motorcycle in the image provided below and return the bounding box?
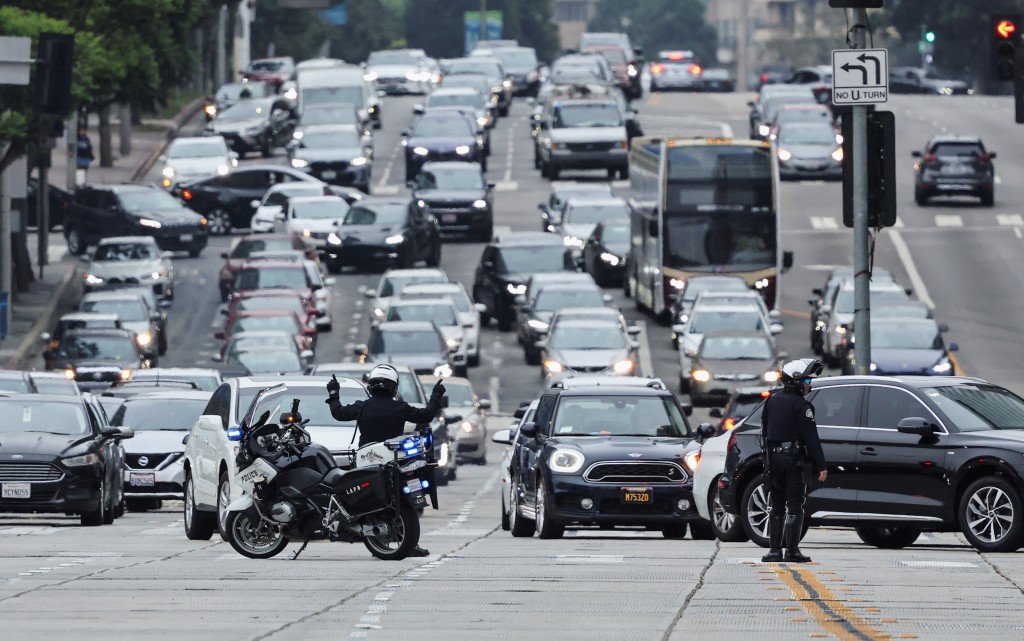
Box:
[224,385,438,560]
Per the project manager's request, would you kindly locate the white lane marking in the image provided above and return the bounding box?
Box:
[493,225,512,237]
[900,560,979,568]
[502,127,515,184]
[432,469,499,533]
[550,555,625,563]
[636,319,653,377]
[995,174,1003,185]
[893,216,904,228]
[934,214,963,227]
[997,214,1023,226]
[489,375,500,414]
[374,146,400,191]
[889,229,935,309]
[611,180,630,188]
[374,185,400,195]
[810,216,838,230]
[1016,227,1023,240]
[804,264,844,271]
[494,181,519,192]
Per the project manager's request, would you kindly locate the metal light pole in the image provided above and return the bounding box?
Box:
[851,7,871,375]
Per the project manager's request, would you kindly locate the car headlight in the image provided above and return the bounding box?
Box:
[831,148,844,162]
[835,325,847,335]
[327,232,342,245]
[412,146,430,156]
[136,331,153,347]
[83,273,103,285]
[870,362,878,372]
[677,313,689,324]
[446,337,461,349]
[544,360,563,374]
[763,370,781,382]
[373,307,385,318]
[627,64,638,77]
[477,116,488,128]
[758,124,770,137]
[364,71,378,82]
[292,131,304,140]
[433,363,453,377]
[600,252,620,266]
[121,369,132,381]
[472,199,488,209]
[612,360,634,374]
[138,218,162,229]
[506,283,526,295]
[63,368,76,380]
[350,156,368,166]
[564,236,584,249]
[777,148,792,162]
[284,87,297,100]
[150,270,164,281]
[502,79,512,89]
[549,449,584,474]
[932,359,953,374]
[302,229,312,238]
[291,158,309,169]
[459,420,475,434]
[527,319,549,331]
[162,166,175,178]
[62,453,100,467]
[683,450,700,473]
[204,104,217,117]
[385,234,404,245]
[455,145,471,155]
[217,164,230,175]
[691,369,711,382]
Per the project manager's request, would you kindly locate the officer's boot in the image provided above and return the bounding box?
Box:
[761,510,784,562]
[783,514,811,563]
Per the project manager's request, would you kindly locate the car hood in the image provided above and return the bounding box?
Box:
[407,136,475,150]
[123,430,187,454]
[549,127,627,143]
[118,320,153,336]
[545,435,696,461]
[288,218,339,233]
[871,348,946,373]
[602,241,629,255]
[781,143,835,159]
[563,223,597,241]
[336,224,406,244]
[369,353,447,371]
[166,157,227,175]
[209,118,265,134]
[294,147,365,162]
[417,188,486,203]
[0,432,96,457]
[87,259,163,279]
[697,358,775,379]
[549,347,630,369]
[369,64,417,76]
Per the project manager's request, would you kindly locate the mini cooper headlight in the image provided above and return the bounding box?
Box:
[549,449,584,474]
[683,450,700,472]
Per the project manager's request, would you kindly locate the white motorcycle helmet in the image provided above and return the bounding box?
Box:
[366,364,400,397]
[780,358,823,392]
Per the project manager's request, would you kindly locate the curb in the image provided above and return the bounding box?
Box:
[3,262,80,370]
[129,96,206,183]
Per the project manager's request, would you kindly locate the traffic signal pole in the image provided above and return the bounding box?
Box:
[851,8,871,375]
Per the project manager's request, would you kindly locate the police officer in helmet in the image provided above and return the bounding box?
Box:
[760,358,827,563]
[326,365,446,556]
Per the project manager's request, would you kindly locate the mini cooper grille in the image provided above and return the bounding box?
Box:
[0,462,64,482]
[583,461,686,483]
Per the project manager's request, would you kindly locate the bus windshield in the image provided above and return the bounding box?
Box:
[664,211,776,271]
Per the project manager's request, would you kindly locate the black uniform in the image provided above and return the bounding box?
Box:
[761,388,826,548]
[327,394,442,447]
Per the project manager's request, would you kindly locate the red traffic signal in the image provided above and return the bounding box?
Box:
[997,19,1017,39]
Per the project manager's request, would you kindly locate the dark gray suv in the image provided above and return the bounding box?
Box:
[912,135,995,206]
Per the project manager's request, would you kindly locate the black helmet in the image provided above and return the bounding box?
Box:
[366,364,400,397]
[780,358,823,392]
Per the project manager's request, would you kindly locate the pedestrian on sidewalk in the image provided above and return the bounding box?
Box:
[75,126,94,186]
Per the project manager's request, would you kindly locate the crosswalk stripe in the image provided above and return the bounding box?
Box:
[373,185,400,196]
[494,181,519,192]
[892,216,905,228]
[810,216,838,230]
[934,215,963,227]
[997,214,1023,226]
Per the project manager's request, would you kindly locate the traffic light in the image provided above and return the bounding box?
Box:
[992,14,1020,81]
[34,32,74,115]
[841,110,896,228]
[925,31,936,43]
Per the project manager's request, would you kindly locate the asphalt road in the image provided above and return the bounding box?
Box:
[9,89,1020,639]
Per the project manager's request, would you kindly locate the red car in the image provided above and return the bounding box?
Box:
[219,234,316,301]
[583,46,642,100]
[242,56,295,91]
[214,309,315,359]
[223,288,318,328]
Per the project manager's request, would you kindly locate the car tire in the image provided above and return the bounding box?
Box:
[206,208,233,236]
[535,478,564,539]
[549,165,560,180]
[260,137,273,158]
[426,241,441,267]
[497,313,513,332]
[914,189,928,206]
[509,476,535,538]
[525,347,540,366]
[607,168,618,180]
[80,480,107,526]
[619,166,629,180]
[533,148,541,169]
[66,227,85,256]
[981,192,994,207]
[481,157,488,173]
[326,261,342,275]
[662,524,688,539]
[739,474,771,547]
[540,160,550,179]
[188,248,202,258]
[709,479,749,542]
[468,352,480,367]
[455,364,468,378]
[184,471,216,536]
[500,490,511,531]
[435,467,449,487]
[855,526,921,549]
[477,223,493,243]
[217,472,232,542]
[689,521,715,540]
[102,477,116,525]
[959,476,1024,552]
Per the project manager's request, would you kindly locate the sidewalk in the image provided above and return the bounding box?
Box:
[0,100,203,370]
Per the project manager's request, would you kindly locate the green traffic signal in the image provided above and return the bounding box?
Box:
[925,31,936,43]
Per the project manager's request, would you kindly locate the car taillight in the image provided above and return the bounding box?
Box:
[977,155,991,163]
[760,73,769,82]
[727,431,737,451]
[923,154,938,163]
[181,189,193,200]
[724,418,736,431]
[689,64,702,75]
[651,64,665,74]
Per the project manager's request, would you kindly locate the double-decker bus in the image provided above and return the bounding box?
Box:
[626,136,791,319]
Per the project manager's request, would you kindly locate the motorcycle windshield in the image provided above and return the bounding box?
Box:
[241,383,289,428]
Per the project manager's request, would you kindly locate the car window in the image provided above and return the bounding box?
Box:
[865,386,929,430]
[225,171,270,189]
[806,386,861,427]
[98,192,119,210]
[534,394,556,433]
[930,142,984,157]
[205,384,232,428]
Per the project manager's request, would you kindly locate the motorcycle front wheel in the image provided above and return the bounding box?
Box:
[364,501,420,561]
[226,508,290,559]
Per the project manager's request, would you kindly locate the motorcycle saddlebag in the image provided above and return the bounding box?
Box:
[331,467,389,514]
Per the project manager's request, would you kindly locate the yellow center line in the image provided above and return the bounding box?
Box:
[771,564,887,641]
[947,351,966,376]
[780,308,812,320]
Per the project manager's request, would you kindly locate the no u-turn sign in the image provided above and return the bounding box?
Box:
[832,48,888,104]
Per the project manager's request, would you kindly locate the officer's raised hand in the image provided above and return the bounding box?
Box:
[326,374,340,399]
[431,379,446,399]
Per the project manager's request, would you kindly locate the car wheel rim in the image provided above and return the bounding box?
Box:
[184,480,194,529]
[712,486,735,533]
[537,482,546,531]
[967,486,1015,543]
[747,483,769,538]
[232,512,283,554]
[218,480,230,533]
[510,484,520,528]
[67,231,79,254]
[208,210,231,235]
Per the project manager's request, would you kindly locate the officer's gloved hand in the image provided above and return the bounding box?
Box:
[431,380,446,399]
[326,375,340,400]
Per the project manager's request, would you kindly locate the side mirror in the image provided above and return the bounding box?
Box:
[159,300,172,309]
[353,343,368,356]
[812,287,823,297]
[197,415,223,433]
[364,290,376,299]
[230,151,239,160]
[491,428,513,445]
[478,399,491,410]
[911,150,922,158]
[533,340,546,351]
[400,130,409,138]
[158,155,167,163]
[413,104,424,115]
[473,303,487,313]
[897,417,938,437]
[487,182,495,191]
[671,324,685,334]
[150,312,162,321]
[182,434,189,445]
[210,353,223,362]
[513,407,526,419]
[39,331,52,342]
[680,401,693,416]
[250,200,260,209]
[538,121,548,130]
[103,426,133,440]
[627,325,641,336]
[768,310,783,324]
[221,251,229,259]
[778,351,790,360]
[628,340,640,351]
[989,151,998,159]
[782,251,794,272]
[324,276,337,286]
[518,421,537,438]
[214,330,226,340]
[937,323,949,333]
[300,349,314,361]
[696,423,715,441]
[948,342,959,352]
[220,308,229,316]
[602,294,613,304]
[708,408,722,418]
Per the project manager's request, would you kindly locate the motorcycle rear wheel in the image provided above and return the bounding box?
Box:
[226,508,290,559]
[364,501,420,561]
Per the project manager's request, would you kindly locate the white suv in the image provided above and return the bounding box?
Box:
[182,376,367,540]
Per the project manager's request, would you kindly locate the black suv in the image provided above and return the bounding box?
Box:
[912,136,996,206]
[720,375,1024,552]
[65,185,208,257]
[409,161,494,241]
[472,232,574,331]
[493,378,712,539]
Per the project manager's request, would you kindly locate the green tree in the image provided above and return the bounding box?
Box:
[251,0,335,62]
[329,0,402,63]
[588,0,716,64]
[405,0,560,61]
[886,0,988,85]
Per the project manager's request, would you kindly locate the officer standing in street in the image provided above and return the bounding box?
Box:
[760,358,827,563]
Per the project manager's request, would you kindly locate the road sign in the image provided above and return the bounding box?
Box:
[0,36,31,85]
[832,48,888,104]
